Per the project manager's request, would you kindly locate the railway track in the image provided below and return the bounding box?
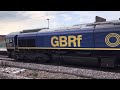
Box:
[0,57,92,79]
[1,55,120,79]
[0,68,30,79]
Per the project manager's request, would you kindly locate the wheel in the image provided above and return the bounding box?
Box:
[8,53,12,58]
[98,58,101,67]
[14,55,21,61]
[36,53,50,63]
[100,57,116,68]
[14,52,24,61]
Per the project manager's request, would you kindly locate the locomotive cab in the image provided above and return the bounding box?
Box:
[5,32,20,58]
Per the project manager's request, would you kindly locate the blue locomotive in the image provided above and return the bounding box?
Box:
[5,20,120,67]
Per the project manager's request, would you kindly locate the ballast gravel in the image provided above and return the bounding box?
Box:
[17,69,87,79]
[0,60,120,79]
[0,66,85,79]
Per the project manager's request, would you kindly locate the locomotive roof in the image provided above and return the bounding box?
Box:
[20,28,49,33]
[73,20,120,26]
[38,20,120,33]
[5,32,20,38]
[6,20,120,38]
[18,20,120,34]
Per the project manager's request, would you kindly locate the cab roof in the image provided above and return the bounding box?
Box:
[5,32,20,38]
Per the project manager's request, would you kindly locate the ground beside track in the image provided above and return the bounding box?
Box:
[1,54,120,79]
[0,66,88,79]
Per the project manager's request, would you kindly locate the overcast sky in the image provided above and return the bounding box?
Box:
[0,11,120,35]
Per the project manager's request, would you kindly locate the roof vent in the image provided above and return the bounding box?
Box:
[95,16,106,22]
[20,28,49,33]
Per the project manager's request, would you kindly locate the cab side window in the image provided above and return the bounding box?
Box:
[9,39,13,43]
[5,38,13,47]
[5,39,9,43]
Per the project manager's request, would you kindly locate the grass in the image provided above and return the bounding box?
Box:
[31,71,38,77]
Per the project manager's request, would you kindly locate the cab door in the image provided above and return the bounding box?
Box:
[14,35,18,51]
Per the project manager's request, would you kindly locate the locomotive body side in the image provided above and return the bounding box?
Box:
[14,27,94,61]
[93,24,120,58]
[36,27,94,49]
[5,21,120,67]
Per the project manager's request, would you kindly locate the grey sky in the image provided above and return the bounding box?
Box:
[0,11,120,35]
[0,11,29,22]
